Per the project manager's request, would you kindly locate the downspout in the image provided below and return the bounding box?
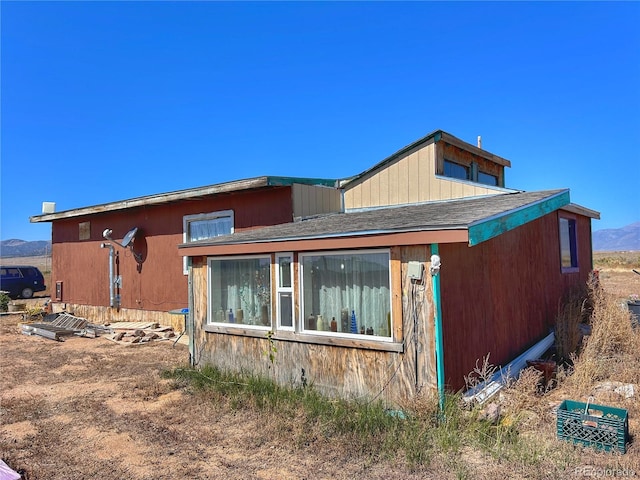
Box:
[430,243,445,411]
[101,243,116,308]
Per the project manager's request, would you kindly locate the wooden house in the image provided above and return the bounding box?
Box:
[31,129,598,402]
[30,177,340,332]
[178,130,599,402]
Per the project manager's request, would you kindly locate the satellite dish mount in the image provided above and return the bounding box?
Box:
[102,227,142,262]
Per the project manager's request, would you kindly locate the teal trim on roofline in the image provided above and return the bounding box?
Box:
[467,190,570,246]
[266,176,337,187]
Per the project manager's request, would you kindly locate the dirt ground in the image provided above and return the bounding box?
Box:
[1,254,638,479]
[0,308,435,480]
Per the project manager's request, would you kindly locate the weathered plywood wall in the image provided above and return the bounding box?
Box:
[344,141,505,210]
[191,246,436,405]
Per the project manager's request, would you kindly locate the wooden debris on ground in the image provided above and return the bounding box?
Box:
[20,313,177,344]
[105,322,176,345]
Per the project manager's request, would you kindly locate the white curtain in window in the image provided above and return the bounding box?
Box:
[303,252,390,336]
[189,217,232,242]
[210,257,270,325]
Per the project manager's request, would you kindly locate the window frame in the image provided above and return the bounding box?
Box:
[443,159,500,186]
[477,171,499,186]
[558,215,579,273]
[206,254,272,331]
[443,159,470,181]
[276,252,294,331]
[298,248,393,342]
[183,210,234,274]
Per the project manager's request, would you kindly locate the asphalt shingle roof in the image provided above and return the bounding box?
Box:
[183,189,567,247]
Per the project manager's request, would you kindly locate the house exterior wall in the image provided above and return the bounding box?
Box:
[189,246,436,405]
[49,187,296,329]
[343,140,506,210]
[438,211,594,391]
[292,184,342,218]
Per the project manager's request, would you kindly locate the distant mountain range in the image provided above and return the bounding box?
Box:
[0,239,51,257]
[1,221,638,257]
[592,222,640,252]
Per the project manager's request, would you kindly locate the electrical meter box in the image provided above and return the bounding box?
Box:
[407,261,423,280]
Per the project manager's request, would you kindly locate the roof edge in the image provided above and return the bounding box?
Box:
[561,203,601,219]
[30,176,338,223]
[341,129,512,189]
[467,189,570,246]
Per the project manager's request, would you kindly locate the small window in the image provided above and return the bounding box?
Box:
[559,217,578,271]
[184,210,234,274]
[443,160,469,181]
[477,171,498,186]
[276,253,294,329]
[184,210,233,243]
[208,255,271,328]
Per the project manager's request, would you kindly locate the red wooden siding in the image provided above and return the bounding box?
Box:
[439,212,593,391]
[50,187,294,310]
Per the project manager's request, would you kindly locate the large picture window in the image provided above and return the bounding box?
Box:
[208,256,271,327]
[300,250,392,339]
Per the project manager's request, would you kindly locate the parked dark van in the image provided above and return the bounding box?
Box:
[0,265,46,299]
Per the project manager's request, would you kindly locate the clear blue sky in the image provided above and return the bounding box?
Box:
[2,1,639,242]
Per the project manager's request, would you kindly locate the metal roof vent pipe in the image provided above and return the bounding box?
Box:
[477,136,482,149]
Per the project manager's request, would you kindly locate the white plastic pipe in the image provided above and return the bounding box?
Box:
[463,331,555,405]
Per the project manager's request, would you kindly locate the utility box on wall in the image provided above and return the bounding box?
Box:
[55,281,63,301]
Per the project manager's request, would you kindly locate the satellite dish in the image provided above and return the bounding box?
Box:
[121,227,138,248]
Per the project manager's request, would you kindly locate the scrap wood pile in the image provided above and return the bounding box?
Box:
[20,313,177,344]
[106,321,177,345]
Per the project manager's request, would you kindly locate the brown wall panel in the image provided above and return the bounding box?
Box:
[50,187,294,313]
[439,212,593,391]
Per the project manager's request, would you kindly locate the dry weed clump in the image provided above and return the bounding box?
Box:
[502,367,544,413]
[568,281,640,394]
[554,286,588,362]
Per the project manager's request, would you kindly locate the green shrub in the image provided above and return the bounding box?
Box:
[0,291,9,312]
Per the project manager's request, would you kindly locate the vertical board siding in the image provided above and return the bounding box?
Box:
[439,212,593,391]
[292,184,342,219]
[401,246,437,392]
[49,188,295,314]
[343,142,505,210]
[398,155,409,204]
[191,245,436,404]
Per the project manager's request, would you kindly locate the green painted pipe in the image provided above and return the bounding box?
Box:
[431,243,445,411]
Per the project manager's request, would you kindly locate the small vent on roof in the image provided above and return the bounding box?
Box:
[42,202,56,214]
[477,136,482,149]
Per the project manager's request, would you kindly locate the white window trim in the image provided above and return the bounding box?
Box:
[276,252,294,331]
[206,254,272,330]
[298,248,393,343]
[183,210,234,274]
